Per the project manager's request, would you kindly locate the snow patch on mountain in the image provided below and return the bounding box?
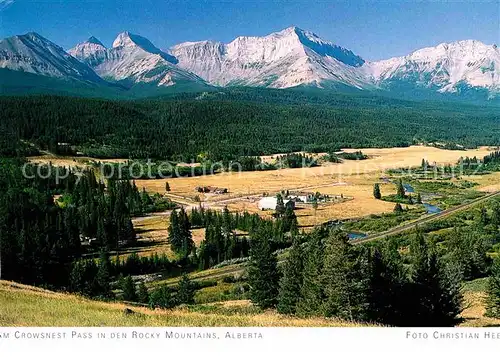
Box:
[170,26,371,89]
[366,40,500,95]
[0,32,103,83]
[69,32,203,87]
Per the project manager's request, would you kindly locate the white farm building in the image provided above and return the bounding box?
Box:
[258,197,295,211]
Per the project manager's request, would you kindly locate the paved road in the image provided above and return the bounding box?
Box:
[352,190,500,245]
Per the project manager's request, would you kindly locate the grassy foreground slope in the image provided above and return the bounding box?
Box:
[0,281,367,327]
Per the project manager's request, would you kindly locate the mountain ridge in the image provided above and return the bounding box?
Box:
[1,28,498,100]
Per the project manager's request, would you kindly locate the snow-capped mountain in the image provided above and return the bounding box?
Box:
[170,27,371,89]
[366,40,500,96]
[0,32,103,84]
[1,28,498,99]
[69,32,204,87]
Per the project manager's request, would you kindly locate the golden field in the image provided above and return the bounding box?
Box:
[136,146,495,227]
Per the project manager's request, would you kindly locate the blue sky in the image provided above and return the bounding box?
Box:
[0,0,498,60]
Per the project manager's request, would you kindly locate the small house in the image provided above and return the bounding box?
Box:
[258,197,295,211]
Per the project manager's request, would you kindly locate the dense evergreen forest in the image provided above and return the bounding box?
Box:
[1,92,499,160]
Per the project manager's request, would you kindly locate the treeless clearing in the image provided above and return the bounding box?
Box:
[138,146,493,199]
[130,216,210,258]
[459,291,500,327]
[28,155,127,168]
[465,172,500,193]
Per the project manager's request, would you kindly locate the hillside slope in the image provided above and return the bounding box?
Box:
[0,281,366,327]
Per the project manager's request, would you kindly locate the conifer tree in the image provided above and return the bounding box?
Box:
[282,205,298,233]
[275,193,286,217]
[409,233,463,326]
[396,179,406,199]
[137,281,150,304]
[321,230,367,321]
[366,246,407,325]
[149,286,177,309]
[177,208,194,257]
[297,228,326,316]
[177,274,196,305]
[394,203,404,214]
[96,250,113,299]
[373,183,382,199]
[277,236,304,314]
[485,257,500,318]
[121,275,137,302]
[480,206,489,226]
[416,192,423,204]
[247,226,280,309]
[165,182,171,192]
[492,204,500,228]
[167,210,182,252]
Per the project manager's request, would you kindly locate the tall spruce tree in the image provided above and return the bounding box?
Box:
[275,194,286,217]
[396,179,406,199]
[366,245,407,326]
[373,183,382,199]
[277,236,304,314]
[297,228,326,316]
[485,257,500,318]
[149,286,177,309]
[247,226,280,309]
[121,275,137,302]
[321,230,367,321]
[96,250,113,299]
[177,274,196,305]
[409,233,463,326]
[137,281,150,304]
[178,208,194,257]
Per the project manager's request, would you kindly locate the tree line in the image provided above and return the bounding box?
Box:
[248,227,463,326]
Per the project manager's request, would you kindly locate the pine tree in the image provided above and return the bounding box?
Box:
[297,228,326,316]
[165,182,171,192]
[416,192,423,204]
[394,203,404,214]
[373,183,382,199]
[282,205,298,233]
[480,206,489,226]
[321,230,367,321]
[177,274,196,305]
[485,257,500,318]
[69,260,86,294]
[247,226,280,309]
[137,281,150,304]
[277,236,303,314]
[492,204,500,228]
[366,245,407,326]
[149,286,177,309]
[121,275,137,302]
[177,208,194,257]
[409,233,463,326]
[167,210,182,252]
[275,193,286,217]
[396,179,406,199]
[96,250,113,299]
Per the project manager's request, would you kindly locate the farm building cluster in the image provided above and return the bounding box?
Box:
[257,191,342,211]
[195,186,229,195]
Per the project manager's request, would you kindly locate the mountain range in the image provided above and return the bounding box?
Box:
[1,27,498,101]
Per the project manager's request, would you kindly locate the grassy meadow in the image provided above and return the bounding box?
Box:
[0,281,369,327]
